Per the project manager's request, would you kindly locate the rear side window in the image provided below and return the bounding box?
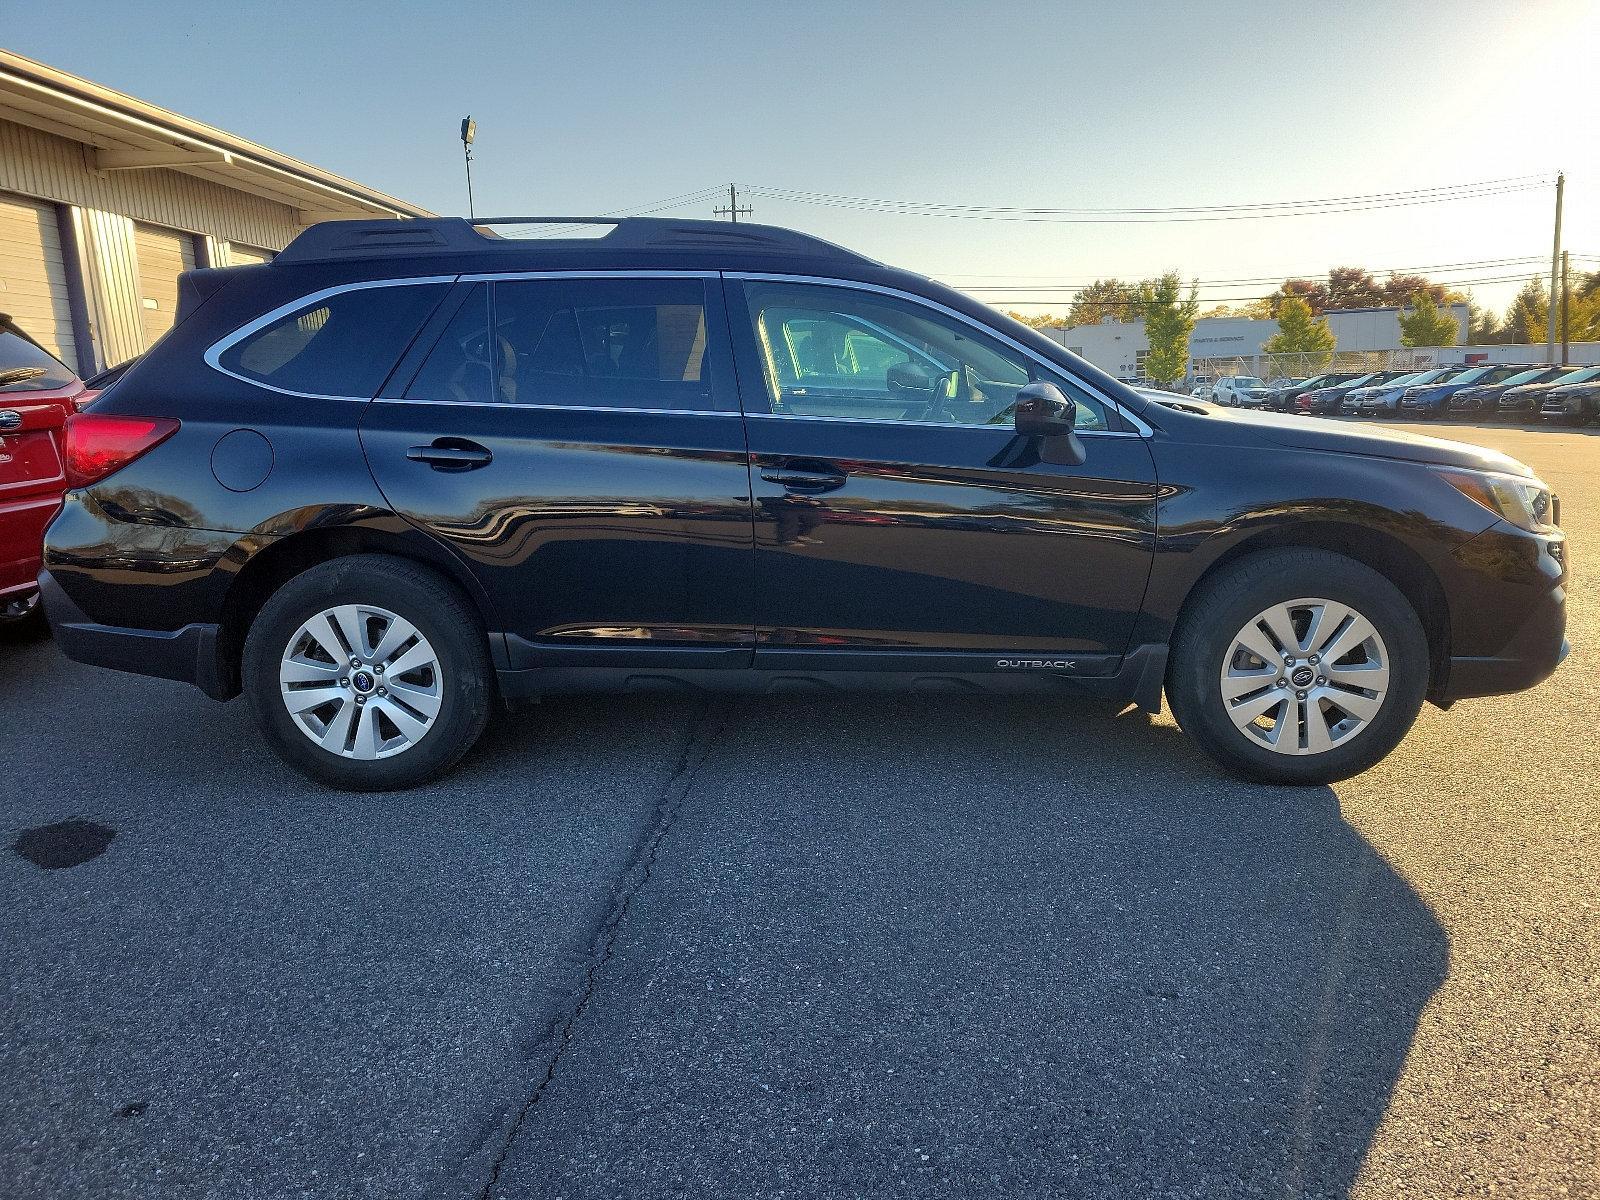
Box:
[218,283,447,396]
[490,277,714,410]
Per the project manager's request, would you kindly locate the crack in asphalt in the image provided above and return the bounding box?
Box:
[477,703,728,1200]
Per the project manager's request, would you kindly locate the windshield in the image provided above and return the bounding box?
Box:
[1500,369,1546,387]
[1446,367,1491,384]
[1235,377,1264,388]
[1554,366,1600,386]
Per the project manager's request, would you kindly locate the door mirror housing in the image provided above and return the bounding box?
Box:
[1010,380,1085,466]
[1013,381,1076,436]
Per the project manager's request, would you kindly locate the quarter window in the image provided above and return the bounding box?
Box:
[218,283,448,396]
[740,282,1107,430]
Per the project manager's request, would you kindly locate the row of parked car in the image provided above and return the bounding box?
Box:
[1195,366,1600,424]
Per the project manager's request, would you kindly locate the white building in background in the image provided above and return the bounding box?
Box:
[1040,303,1470,380]
[0,50,429,376]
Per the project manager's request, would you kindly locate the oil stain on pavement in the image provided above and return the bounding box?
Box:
[12,819,116,870]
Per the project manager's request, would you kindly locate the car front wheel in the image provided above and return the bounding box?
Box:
[1168,549,1429,785]
[243,555,492,791]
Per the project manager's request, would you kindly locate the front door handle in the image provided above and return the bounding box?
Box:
[760,461,848,494]
[406,439,493,471]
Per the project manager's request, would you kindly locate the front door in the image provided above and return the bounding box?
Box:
[725,278,1159,667]
[360,275,755,669]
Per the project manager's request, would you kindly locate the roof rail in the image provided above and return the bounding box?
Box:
[275,215,874,266]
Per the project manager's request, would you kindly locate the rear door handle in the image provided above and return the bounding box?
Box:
[759,460,848,494]
[406,439,493,471]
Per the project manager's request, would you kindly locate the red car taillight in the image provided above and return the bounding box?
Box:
[62,414,181,489]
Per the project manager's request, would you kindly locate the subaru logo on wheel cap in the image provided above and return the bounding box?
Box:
[1290,665,1316,688]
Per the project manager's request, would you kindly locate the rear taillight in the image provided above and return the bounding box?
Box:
[62,414,180,489]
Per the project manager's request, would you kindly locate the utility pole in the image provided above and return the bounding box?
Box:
[1546,171,1563,362]
[460,117,477,220]
[714,183,752,224]
[1561,250,1570,365]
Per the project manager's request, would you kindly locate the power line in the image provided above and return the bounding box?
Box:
[744,175,1553,224]
[503,186,727,238]
[940,255,1555,285]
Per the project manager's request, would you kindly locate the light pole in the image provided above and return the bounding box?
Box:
[460,117,477,220]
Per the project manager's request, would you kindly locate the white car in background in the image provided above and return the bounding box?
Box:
[1211,375,1273,407]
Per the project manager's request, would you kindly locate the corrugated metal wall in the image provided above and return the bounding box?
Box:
[1,117,307,370]
[0,118,299,250]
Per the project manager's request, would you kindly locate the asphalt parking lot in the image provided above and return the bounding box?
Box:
[2,420,1596,1199]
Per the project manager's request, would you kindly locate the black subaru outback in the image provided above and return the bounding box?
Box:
[41,217,1568,789]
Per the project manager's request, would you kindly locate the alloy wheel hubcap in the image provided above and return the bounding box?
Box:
[1219,597,1389,756]
[279,604,443,760]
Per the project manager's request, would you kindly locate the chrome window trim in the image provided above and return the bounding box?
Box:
[369,398,739,417]
[726,271,1154,437]
[742,411,1137,438]
[204,274,461,399]
[204,270,720,401]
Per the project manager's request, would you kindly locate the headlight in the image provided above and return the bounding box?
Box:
[1438,469,1558,532]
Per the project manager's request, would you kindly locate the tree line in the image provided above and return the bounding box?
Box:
[1005,267,1600,382]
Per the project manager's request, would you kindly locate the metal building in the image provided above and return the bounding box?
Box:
[0,50,430,375]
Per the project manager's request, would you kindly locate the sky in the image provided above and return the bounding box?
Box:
[7,0,1597,320]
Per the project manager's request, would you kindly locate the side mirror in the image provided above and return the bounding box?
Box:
[1013,381,1076,436]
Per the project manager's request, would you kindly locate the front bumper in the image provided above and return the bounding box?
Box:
[1434,521,1568,703]
[39,570,237,699]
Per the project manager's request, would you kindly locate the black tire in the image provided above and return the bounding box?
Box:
[1167,548,1429,785]
[0,598,49,644]
[243,555,492,791]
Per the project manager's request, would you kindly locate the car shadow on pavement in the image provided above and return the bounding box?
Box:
[483,695,1450,1199]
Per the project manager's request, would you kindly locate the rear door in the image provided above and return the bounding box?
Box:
[0,320,80,598]
[360,273,756,669]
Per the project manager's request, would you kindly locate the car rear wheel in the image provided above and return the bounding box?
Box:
[243,555,492,791]
[1167,549,1428,785]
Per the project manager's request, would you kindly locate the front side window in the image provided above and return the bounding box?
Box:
[740,282,1107,430]
[490,277,714,409]
[218,283,448,397]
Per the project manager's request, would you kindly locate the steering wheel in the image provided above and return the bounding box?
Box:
[918,366,973,422]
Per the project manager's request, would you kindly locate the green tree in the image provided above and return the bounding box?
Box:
[1138,271,1200,386]
[1466,294,1504,344]
[1398,291,1460,347]
[1262,295,1336,369]
[1504,277,1549,343]
[1064,279,1139,327]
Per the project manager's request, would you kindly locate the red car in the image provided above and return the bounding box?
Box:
[0,315,90,627]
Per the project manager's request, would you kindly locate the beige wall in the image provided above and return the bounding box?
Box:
[0,118,298,250]
[1,117,303,371]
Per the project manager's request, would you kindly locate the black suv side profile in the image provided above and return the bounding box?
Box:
[41,217,1568,789]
